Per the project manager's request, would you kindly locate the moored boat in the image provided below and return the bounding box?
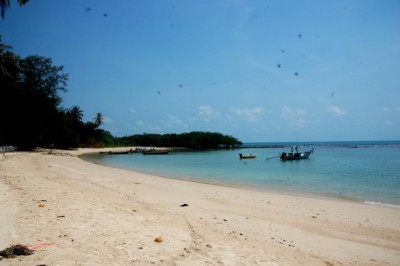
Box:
[142,148,170,155]
[99,150,130,155]
[239,153,256,159]
[280,147,314,161]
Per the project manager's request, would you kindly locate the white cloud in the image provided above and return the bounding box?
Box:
[197,105,220,121]
[326,105,346,116]
[230,107,264,122]
[281,106,309,128]
[165,115,188,128]
[282,106,307,117]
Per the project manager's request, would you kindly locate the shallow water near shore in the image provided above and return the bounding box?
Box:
[83,141,400,207]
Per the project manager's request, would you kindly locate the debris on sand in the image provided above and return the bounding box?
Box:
[180,203,189,207]
[0,244,34,258]
[154,236,163,243]
[38,200,46,207]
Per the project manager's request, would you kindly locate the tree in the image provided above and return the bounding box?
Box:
[0,43,69,149]
[1,0,30,19]
[0,40,19,80]
[0,38,112,149]
[93,112,103,128]
[19,55,68,104]
[0,41,20,145]
[68,105,83,123]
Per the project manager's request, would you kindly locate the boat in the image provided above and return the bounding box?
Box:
[239,153,256,159]
[280,147,314,161]
[128,148,145,153]
[99,150,130,155]
[142,148,170,155]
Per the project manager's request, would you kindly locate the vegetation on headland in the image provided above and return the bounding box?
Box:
[0,38,241,150]
[116,132,242,149]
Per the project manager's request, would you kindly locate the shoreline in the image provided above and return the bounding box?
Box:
[1,148,400,265]
[81,148,400,209]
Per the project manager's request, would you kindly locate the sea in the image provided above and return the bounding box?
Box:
[82,140,400,208]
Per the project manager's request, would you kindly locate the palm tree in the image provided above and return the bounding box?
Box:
[1,0,30,19]
[0,39,20,81]
[68,105,83,123]
[93,112,103,128]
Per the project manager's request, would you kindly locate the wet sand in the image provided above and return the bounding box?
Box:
[1,148,399,265]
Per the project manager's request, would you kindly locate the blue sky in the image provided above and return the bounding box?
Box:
[2,0,399,142]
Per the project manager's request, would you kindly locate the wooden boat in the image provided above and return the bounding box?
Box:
[99,150,130,155]
[280,147,314,161]
[128,148,145,153]
[239,153,256,159]
[142,148,170,155]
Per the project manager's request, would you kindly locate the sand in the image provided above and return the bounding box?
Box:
[0,148,399,265]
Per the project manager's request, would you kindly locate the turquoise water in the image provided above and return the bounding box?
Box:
[83,141,400,207]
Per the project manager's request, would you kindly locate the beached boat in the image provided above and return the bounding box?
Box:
[280,147,314,161]
[142,148,170,155]
[239,153,256,159]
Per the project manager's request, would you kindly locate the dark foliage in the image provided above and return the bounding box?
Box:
[117,131,242,150]
[1,0,30,19]
[0,39,106,150]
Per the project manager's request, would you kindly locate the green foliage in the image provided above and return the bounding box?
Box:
[117,131,242,149]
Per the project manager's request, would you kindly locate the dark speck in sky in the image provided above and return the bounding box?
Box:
[85,8,91,13]
[281,49,285,53]
[277,64,281,68]
[157,91,161,95]
[330,91,335,97]
[178,84,183,88]
[298,34,302,38]
[294,72,298,76]
[104,13,108,17]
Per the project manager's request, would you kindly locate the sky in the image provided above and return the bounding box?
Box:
[1,0,400,142]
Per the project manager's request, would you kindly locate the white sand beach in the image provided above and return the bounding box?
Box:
[1,148,399,265]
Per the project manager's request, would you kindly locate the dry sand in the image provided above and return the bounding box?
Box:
[0,148,399,265]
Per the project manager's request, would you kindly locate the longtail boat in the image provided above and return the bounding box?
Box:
[280,147,314,161]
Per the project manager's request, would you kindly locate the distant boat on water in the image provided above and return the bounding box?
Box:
[239,153,256,159]
[280,147,314,161]
[99,150,130,155]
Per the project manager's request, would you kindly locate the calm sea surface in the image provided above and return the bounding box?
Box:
[82,141,400,207]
